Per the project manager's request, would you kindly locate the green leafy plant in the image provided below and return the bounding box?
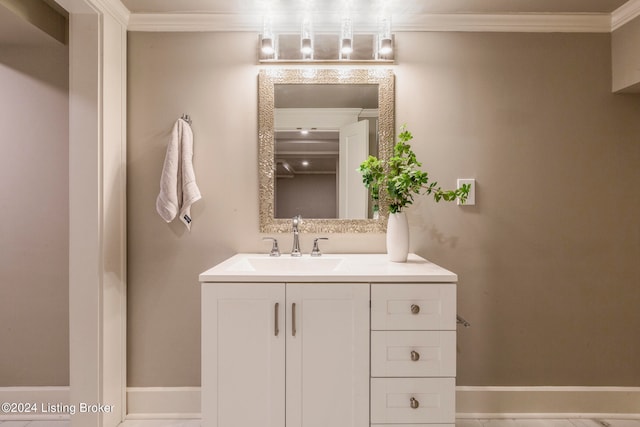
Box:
[358,125,470,214]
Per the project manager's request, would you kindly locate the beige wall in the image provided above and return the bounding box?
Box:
[127,31,640,387]
[276,174,337,218]
[612,15,640,92]
[0,45,69,386]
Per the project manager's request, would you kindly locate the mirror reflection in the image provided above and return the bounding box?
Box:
[274,84,379,219]
[258,69,394,234]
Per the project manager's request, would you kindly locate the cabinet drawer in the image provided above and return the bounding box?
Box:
[370,378,455,424]
[371,284,456,331]
[371,331,456,378]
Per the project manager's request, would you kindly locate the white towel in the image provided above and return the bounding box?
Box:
[156,118,201,230]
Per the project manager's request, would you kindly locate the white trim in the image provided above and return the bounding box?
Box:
[66,8,104,427]
[275,108,363,130]
[126,387,201,419]
[91,0,130,27]
[119,13,128,421]
[612,0,640,30]
[127,12,612,33]
[456,386,640,392]
[0,387,71,421]
[124,386,640,419]
[399,13,611,33]
[127,13,259,32]
[456,386,640,417]
[51,0,128,426]
[457,414,640,420]
[360,109,379,118]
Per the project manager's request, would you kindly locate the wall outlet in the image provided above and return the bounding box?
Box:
[457,178,475,205]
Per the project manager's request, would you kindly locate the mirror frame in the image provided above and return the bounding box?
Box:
[258,68,395,233]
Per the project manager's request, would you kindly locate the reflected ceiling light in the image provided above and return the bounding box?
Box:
[301,160,310,167]
[340,16,353,56]
[279,160,294,174]
[300,14,314,57]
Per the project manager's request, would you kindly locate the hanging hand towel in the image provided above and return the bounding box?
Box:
[156,118,201,230]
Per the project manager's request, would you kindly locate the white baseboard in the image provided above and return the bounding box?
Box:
[456,386,640,418]
[126,387,201,419]
[0,386,71,420]
[125,386,640,420]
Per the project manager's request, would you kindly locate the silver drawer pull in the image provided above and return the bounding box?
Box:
[274,302,279,336]
[410,397,419,409]
[410,350,420,361]
[410,304,420,314]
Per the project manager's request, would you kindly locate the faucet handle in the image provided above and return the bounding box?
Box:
[262,237,280,257]
[310,237,328,257]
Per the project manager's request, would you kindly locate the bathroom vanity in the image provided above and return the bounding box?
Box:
[199,253,457,427]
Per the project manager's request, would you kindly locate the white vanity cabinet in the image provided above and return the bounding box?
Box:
[200,253,458,427]
[370,284,457,426]
[201,284,285,427]
[286,283,370,427]
[201,282,370,427]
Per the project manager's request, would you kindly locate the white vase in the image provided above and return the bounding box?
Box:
[386,211,409,262]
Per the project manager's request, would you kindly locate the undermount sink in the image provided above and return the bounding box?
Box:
[227,255,345,273]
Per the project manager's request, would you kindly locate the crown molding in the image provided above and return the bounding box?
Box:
[128,13,257,32]
[612,0,640,30]
[88,0,130,27]
[128,12,611,33]
[399,13,611,33]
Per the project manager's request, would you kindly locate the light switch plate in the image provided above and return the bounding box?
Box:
[457,178,475,205]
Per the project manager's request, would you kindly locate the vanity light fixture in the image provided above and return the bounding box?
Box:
[301,160,310,167]
[258,13,394,62]
[340,16,353,57]
[300,14,314,58]
[377,15,393,56]
[261,15,275,55]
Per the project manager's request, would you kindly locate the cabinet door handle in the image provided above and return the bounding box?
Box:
[410,304,420,314]
[410,350,420,361]
[274,302,279,336]
[292,302,297,336]
[410,397,420,409]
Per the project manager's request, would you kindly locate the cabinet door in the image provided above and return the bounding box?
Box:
[202,283,285,427]
[286,283,370,427]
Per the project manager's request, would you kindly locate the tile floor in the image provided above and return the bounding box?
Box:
[0,419,639,427]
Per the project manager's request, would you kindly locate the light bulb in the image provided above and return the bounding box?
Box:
[378,15,393,55]
[340,17,353,55]
[261,15,275,55]
[379,38,392,55]
[261,38,274,55]
[300,14,313,56]
[301,38,312,55]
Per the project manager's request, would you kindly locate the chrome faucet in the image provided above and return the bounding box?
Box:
[262,237,280,257]
[291,215,302,257]
[310,237,328,257]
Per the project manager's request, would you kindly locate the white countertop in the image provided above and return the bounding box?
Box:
[199,253,457,283]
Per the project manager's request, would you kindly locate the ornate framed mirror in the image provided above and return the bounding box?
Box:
[258,68,394,233]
